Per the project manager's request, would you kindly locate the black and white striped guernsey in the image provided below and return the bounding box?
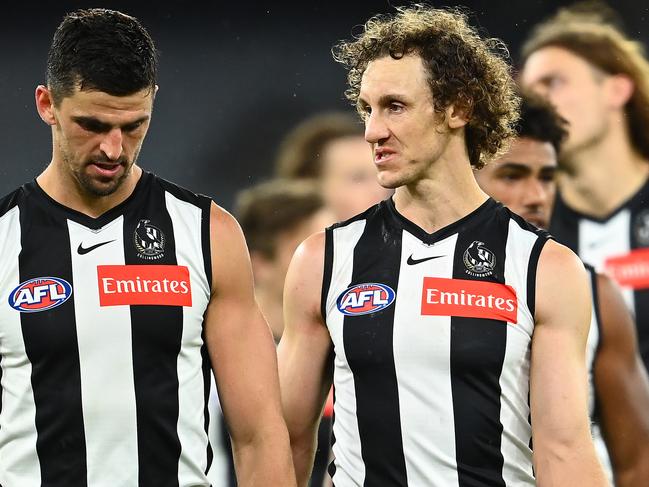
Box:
[0,171,217,487]
[550,181,649,372]
[322,197,549,487]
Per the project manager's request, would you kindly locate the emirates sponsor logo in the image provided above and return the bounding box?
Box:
[97,265,192,307]
[421,277,517,323]
[605,249,649,290]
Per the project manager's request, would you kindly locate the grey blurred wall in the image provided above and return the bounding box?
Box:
[1,1,647,209]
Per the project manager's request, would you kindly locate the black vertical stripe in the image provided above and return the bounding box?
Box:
[526,237,547,319]
[123,186,182,487]
[321,227,334,321]
[19,204,87,487]
[343,212,407,486]
[450,221,508,486]
[200,200,214,473]
[202,337,213,475]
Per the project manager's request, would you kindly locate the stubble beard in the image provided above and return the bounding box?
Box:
[64,150,139,198]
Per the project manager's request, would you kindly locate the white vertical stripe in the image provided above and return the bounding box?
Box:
[579,210,634,308]
[393,231,460,486]
[68,217,139,487]
[206,375,231,486]
[500,221,536,486]
[165,192,211,485]
[327,220,366,487]
[0,207,41,487]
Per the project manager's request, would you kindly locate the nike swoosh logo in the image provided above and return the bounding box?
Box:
[407,254,445,265]
[77,240,115,255]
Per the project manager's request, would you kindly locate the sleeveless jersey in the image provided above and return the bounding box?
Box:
[323,198,549,487]
[0,171,217,487]
[550,181,649,372]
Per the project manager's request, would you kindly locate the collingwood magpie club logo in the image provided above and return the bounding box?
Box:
[634,210,649,247]
[463,240,496,277]
[134,219,165,260]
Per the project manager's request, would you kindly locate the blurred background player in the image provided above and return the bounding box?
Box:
[520,2,649,374]
[235,179,334,342]
[236,178,335,487]
[475,90,649,486]
[275,111,392,221]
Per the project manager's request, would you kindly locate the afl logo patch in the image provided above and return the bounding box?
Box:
[8,277,73,313]
[463,241,496,277]
[134,219,165,260]
[336,283,395,316]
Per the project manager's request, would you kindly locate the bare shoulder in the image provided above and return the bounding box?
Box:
[208,201,254,296]
[537,239,586,274]
[284,230,327,325]
[535,239,590,326]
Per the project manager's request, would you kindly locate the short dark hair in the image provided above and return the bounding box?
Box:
[521,2,649,160]
[332,4,520,169]
[47,8,157,105]
[234,179,325,258]
[516,91,568,154]
[274,112,364,179]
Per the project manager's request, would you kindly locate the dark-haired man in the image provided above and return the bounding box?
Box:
[278,5,607,486]
[0,9,294,486]
[475,91,649,487]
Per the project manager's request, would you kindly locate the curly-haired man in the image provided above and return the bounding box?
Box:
[278,5,607,486]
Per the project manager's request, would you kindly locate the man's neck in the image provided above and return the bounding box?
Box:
[393,152,488,234]
[37,163,142,218]
[558,129,649,218]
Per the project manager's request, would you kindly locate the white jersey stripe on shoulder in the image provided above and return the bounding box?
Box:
[68,216,139,486]
[165,191,211,485]
[328,220,366,486]
[0,206,41,487]
[394,230,460,486]
[500,219,536,485]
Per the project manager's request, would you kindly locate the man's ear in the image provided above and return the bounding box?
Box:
[35,85,57,126]
[445,101,471,129]
[606,74,634,110]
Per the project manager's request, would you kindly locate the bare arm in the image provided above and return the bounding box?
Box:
[593,273,649,487]
[278,232,334,487]
[531,240,608,487]
[205,203,296,487]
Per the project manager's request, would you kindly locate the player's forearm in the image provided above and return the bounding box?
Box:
[289,429,318,487]
[534,440,609,487]
[231,422,297,487]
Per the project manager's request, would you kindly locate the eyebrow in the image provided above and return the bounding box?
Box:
[495,162,557,174]
[72,115,150,132]
[358,93,408,106]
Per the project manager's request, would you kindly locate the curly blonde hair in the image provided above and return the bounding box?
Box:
[332,5,520,168]
[521,4,649,161]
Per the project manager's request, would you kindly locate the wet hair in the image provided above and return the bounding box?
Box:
[234,179,325,259]
[275,112,364,179]
[521,2,649,160]
[332,4,520,169]
[46,8,157,105]
[516,91,568,154]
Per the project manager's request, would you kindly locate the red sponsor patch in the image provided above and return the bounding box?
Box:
[604,249,649,290]
[97,265,192,307]
[421,277,517,323]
